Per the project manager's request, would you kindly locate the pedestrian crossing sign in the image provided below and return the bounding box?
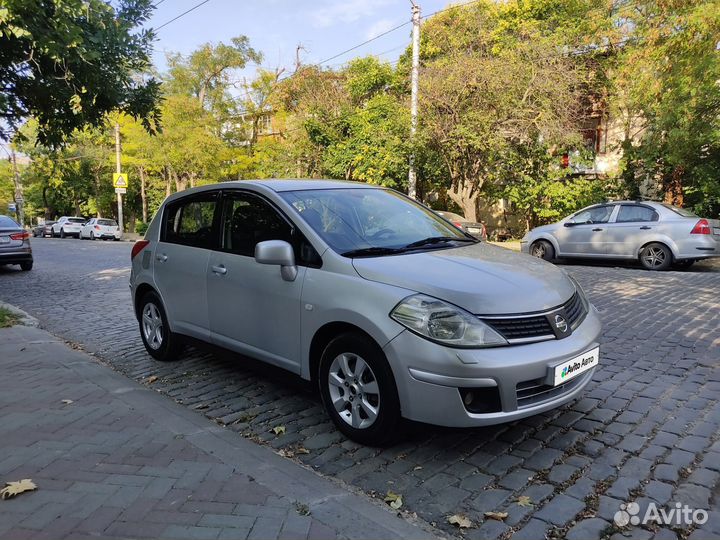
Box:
[113,173,129,188]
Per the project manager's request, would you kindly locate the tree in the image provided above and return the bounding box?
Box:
[611,0,720,216]
[415,0,600,220]
[0,0,161,146]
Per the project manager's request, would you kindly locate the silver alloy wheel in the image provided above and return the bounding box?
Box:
[327,352,380,429]
[531,242,546,258]
[142,302,164,350]
[643,246,666,268]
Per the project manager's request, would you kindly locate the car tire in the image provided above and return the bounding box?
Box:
[60,228,66,238]
[20,261,33,271]
[318,332,401,446]
[90,232,95,240]
[640,243,672,271]
[530,240,555,261]
[138,291,183,361]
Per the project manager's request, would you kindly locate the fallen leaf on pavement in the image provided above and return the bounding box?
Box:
[484,511,508,521]
[0,479,37,500]
[60,399,73,405]
[516,496,534,507]
[447,514,473,528]
[295,447,310,454]
[413,466,423,471]
[272,425,286,435]
[146,375,158,384]
[384,491,403,510]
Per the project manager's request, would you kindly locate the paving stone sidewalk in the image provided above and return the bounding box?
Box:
[0,324,437,540]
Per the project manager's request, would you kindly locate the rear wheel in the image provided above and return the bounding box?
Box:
[319,332,401,446]
[138,291,183,361]
[90,231,95,240]
[20,261,32,271]
[640,243,672,271]
[60,228,66,239]
[530,240,555,261]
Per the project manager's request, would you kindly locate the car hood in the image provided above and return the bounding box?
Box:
[352,242,575,315]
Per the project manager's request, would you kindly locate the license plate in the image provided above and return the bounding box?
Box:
[0,236,9,244]
[467,227,481,233]
[714,227,720,235]
[552,347,599,386]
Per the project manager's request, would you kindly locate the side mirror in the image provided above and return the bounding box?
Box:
[254,240,298,282]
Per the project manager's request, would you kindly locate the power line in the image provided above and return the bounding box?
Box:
[155,0,212,31]
[316,20,412,65]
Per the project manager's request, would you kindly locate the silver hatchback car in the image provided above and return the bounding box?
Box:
[522,201,720,270]
[130,180,602,445]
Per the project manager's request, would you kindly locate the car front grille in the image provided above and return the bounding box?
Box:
[480,292,587,344]
[516,370,591,408]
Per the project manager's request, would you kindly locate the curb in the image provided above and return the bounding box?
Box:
[0,301,40,327]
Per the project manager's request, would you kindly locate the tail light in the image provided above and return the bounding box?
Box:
[94,225,101,230]
[10,231,30,241]
[452,221,463,229]
[131,240,150,261]
[691,219,711,235]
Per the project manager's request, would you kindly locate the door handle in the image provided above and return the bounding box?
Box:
[640,226,652,230]
[592,228,603,232]
[211,265,227,275]
[156,254,168,262]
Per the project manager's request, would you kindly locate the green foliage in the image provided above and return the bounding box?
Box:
[135,220,149,235]
[0,0,161,146]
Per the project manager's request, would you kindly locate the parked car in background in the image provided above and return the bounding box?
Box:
[130,180,601,445]
[435,210,487,240]
[80,218,122,241]
[32,220,55,237]
[522,201,720,270]
[52,216,86,238]
[0,215,33,271]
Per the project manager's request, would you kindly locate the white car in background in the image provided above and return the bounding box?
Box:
[80,218,122,241]
[52,216,86,238]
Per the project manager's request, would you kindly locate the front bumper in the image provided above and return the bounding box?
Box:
[383,304,602,427]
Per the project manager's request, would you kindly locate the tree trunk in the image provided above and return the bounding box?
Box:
[447,181,480,221]
[139,166,148,223]
[164,167,171,197]
[664,166,684,207]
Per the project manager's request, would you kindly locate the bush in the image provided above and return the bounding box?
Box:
[135,221,149,235]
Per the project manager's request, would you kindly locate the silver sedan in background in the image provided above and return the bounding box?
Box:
[522,201,720,270]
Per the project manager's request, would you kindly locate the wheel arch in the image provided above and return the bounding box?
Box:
[637,237,679,259]
[530,234,560,256]
[308,322,385,385]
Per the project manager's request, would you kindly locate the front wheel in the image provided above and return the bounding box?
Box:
[530,240,555,261]
[138,291,183,361]
[640,243,672,271]
[319,332,401,446]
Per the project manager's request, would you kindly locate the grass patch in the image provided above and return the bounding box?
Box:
[0,307,19,328]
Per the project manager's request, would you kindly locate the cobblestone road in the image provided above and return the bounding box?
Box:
[2,238,719,540]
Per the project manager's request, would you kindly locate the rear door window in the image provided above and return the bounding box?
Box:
[616,205,658,223]
[163,193,219,249]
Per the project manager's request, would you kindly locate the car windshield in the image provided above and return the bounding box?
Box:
[280,188,474,256]
[98,219,117,226]
[661,203,697,218]
[0,216,19,228]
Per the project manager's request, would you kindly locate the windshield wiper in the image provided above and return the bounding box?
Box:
[403,236,477,249]
[342,246,407,258]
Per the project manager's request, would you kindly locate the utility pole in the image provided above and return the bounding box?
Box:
[114,123,124,233]
[10,149,24,226]
[408,1,421,201]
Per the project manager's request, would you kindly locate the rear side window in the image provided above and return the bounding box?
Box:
[616,205,658,223]
[163,193,219,249]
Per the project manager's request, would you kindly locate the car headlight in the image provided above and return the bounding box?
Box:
[390,294,508,348]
